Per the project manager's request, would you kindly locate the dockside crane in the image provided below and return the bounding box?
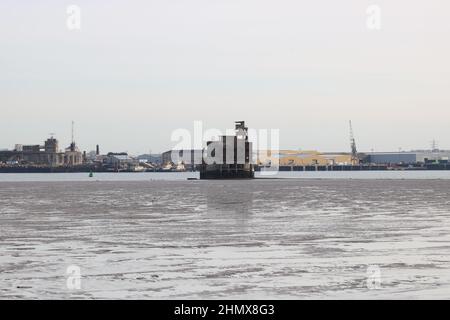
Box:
[349,120,359,165]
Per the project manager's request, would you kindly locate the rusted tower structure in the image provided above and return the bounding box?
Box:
[200,121,254,179]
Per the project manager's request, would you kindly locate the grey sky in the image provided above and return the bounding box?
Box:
[1,0,449,154]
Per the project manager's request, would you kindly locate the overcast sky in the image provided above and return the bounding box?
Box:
[1,0,449,154]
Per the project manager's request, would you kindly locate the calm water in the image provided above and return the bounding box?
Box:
[2,170,450,182]
[1,173,450,299]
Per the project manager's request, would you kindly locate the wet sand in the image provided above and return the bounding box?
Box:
[1,179,449,299]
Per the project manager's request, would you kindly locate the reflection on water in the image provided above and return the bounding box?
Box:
[0,179,450,299]
[204,182,255,244]
[206,182,254,215]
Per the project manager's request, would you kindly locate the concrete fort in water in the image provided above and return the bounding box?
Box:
[199,121,254,179]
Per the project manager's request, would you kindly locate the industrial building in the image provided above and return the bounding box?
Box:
[365,151,450,165]
[102,152,148,171]
[162,149,354,169]
[162,149,203,166]
[256,150,354,167]
[0,137,83,167]
[65,141,83,166]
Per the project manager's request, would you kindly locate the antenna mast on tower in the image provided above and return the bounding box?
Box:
[431,139,439,152]
[70,121,76,152]
[71,121,75,144]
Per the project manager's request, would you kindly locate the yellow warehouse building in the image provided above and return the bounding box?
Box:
[256,150,353,166]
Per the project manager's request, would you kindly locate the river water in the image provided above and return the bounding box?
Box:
[0,172,449,299]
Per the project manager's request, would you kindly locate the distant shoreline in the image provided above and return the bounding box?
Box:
[2,165,450,173]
